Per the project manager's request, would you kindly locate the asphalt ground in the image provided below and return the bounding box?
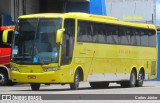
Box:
[0,81,160,103]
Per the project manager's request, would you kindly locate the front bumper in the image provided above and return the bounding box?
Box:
[11,71,62,83]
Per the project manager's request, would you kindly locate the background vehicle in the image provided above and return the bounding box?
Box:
[3,13,157,90]
[0,26,15,86]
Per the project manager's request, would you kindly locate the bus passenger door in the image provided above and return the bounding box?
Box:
[61,19,75,66]
[60,19,75,82]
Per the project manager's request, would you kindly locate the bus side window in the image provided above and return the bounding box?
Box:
[148,30,156,47]
[61,19,75,65]
[92,23,106,43]
[140,29,148,47]
[106,24,114,44]
[130,28,136,45]
[119,26,129,45]
[135,29,141,46]
[112,25,119,44]
[125,27,131,45]
[78,21,92,42]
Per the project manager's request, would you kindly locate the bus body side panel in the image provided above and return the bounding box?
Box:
[74,42,157,82]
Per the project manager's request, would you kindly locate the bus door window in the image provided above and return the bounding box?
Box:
[61,19,75,65]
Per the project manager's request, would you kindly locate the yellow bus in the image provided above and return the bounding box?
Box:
[3,13,157,91]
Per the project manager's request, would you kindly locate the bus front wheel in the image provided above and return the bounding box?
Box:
[30,83,40,91]
[70,70,80,90]
[0,72,7,86]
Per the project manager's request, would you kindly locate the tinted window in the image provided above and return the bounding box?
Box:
[130,28,136,45]
[135,29,141,46]
[61,19,75,65]
[106,25,113,44]
[78,21,92,42]
[119,26,130,45]
[92,23,106,43]
[106,24,119,44]
[140,29,148,46]
[77,20,156,47]
[148,30,156,47]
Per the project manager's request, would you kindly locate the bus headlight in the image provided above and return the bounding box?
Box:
[44,67,60,72]
[11,67,19,71]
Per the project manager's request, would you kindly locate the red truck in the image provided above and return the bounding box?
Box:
[0,26,15,86]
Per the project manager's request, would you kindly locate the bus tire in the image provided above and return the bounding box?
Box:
[90,82,109,89]
[129,70,137,87]
[30,83,40,91]
[136,70,144,87]
[0,72,7,86]
[70,70,80,90]
[120,70,136,88]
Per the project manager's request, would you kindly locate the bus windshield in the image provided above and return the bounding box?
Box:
[11,18,62,64]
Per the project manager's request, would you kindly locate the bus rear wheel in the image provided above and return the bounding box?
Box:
[70,70,80,90]
[129,70,137,87]
[90,82,109,89]
[120,70,136,88]
[30,83,40,91]
[136,70,144,87]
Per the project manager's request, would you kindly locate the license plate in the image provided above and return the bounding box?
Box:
[28,75,36,79]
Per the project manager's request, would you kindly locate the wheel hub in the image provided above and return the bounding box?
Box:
[0,74,5,83]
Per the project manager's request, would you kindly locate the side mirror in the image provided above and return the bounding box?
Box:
[56,29,65,44]
[3,29,13,45]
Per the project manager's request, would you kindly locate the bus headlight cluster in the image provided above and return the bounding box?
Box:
[11,67,19,71]
[44,67,60,72]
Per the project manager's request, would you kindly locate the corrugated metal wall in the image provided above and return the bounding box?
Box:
[25,0,39,14]
[0,0,10,15]
[106,0,156,24]
[10,0,40,21]
[0,0,14,25]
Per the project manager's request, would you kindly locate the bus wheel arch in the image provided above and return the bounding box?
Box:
[136,67,145,87]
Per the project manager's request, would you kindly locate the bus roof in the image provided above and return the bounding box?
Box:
[19,12,156,30]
